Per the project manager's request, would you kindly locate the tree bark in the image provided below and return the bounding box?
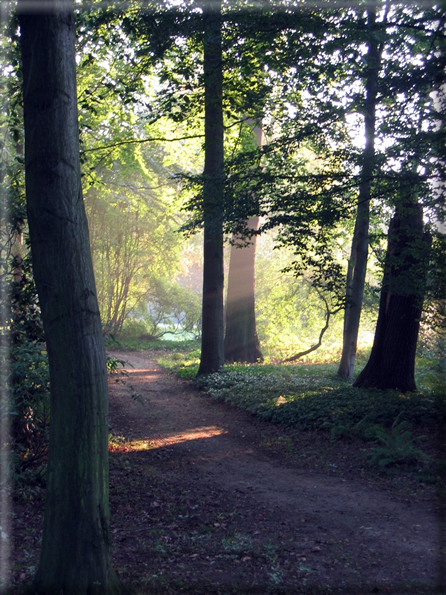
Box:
[354,199,430,392]
[338,7,385,379]
[197,0,225,375]
[19,3,121,593]
[224,123,262,363]
[224,216,263,363]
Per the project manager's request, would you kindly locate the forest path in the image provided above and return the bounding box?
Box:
[107,351,442,594]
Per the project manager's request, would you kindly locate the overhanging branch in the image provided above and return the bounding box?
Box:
[81,132,205,154]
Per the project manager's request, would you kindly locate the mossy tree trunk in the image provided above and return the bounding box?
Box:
[198,0,225,375]
[354,199,430,392]
[19,2,121,593]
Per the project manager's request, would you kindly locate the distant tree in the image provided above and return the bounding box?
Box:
[19,1,121,592]
[225,216,262,362]
[225,123,262,363]
[85,157,181,333]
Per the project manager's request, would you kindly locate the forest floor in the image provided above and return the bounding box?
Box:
[10,351,445,594]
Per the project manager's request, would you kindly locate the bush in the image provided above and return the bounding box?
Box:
[158,348,201,378]
[9,342,50,481]
[118,318,150,341]
[5,265,51,488]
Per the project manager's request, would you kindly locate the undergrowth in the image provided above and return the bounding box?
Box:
[9,341,50,496]
[193,365,437,430]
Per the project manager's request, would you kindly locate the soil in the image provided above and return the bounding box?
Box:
[9,351,445,594]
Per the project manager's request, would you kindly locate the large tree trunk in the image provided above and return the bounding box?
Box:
[338,8,385,379]
[354,199,430,392]
[197,0,225,375]
[19,3,121,593]
[224,123,262,363]
[224,216,263,363]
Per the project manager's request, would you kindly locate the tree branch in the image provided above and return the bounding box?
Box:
[81,132,205,154]
[282,288,343,363]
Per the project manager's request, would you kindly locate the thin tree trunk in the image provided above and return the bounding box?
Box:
[198,0,225,375]
[19,3,121,593]
[12,129,24,282]
[354,199,430,392]
[338,7,385,379]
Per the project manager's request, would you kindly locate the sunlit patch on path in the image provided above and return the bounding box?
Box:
[109,426,227,452]
[123,368,160,374]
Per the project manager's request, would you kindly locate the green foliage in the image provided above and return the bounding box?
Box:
[76,25,202,335]
[106,354,126,374]
[5,241,49,491]
[9,258,45,345]
[118,318,151,341]
[158,348,201,379]
[418,232,446,373]
[325,412,430,469]
[175,364,200,380]
[131,278,202,341]
[9,342,50,483]
[254,231,380,362]
[366,418,429,468]
[132,338,200,353]
[324,412,382,441]
[84,152,182,332]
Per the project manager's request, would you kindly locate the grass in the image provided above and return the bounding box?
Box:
[106,334,201,353]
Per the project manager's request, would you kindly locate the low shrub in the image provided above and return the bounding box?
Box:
[366,418,430,467]
[9,341,50,485]
[158,348,201,379]
[118,318,151,341]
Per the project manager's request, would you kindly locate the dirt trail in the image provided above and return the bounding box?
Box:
[107,351,443,593]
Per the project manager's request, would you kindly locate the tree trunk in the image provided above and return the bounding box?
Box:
[19,3,121,593]
[225,216,263,362]
[338,7,384,379]
[197,0,225,375]
[224,123,262,363]
[354,199,430,392]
